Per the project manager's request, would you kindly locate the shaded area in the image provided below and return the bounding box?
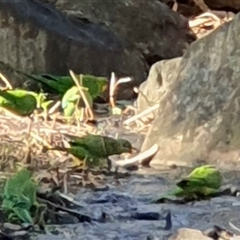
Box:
[0,0,148,100]
[54,0,195,62]
[30,169,240,240]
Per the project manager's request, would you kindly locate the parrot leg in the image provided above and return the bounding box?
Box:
[72,156,83,167]
[107,158,112,172]
[82,156,88,170]
[26,116,33,135]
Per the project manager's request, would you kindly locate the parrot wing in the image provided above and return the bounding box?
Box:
[28,74,73,95]
[184,165,222,189]
[63,134,110,158]
[187,165,217,178]
[29,73,107,99]
[65,145,104,167]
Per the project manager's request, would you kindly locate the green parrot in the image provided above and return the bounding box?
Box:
[0,89,42,116]
[61,85,93,117]
[24,73,108,98]
[152,165,222,203]
[2,168,39,224]
[173,165,222,200]
[43,134,135,170]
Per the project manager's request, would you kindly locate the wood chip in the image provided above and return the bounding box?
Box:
[114,144,159,167]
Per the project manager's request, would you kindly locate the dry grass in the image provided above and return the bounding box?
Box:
[0,99,153,192]
[0,109,102,189]
[0,70,155,191]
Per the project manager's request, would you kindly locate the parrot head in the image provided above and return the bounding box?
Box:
[117,139,138,154]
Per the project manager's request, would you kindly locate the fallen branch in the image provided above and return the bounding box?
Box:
[69,70,95,121]
[109,72,132,109]
[114,143,159,167]
[229,221,240,233]
[48,100,61,115]
[189,12,221,28]
[123,103,159,125]
[0,72,13,90]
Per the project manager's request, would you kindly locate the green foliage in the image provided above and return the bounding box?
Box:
[152,165,222,203]
[1,169,39,224]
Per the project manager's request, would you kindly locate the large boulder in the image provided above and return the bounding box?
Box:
[141,13,240,169]
[204,0,240,11]
[54,0,196,64]
[169,228,212,240]
[136,57,182,113]
[0,0,148,99]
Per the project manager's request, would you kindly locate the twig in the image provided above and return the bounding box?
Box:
[69,70,94,120]
[123,103,159,125]
[229,221,240,233]
[114,144,159,167]
[109,73,132,108]
[30,131,62,157]
[0,108,22,121]
[196,12,221,22]
[55,191,85,208]
[189,18,212,28]
[0,72,13,89]
[109,72,116,108]
[48,100,61,115]
[189,12,221,28]
[172,0,178,12]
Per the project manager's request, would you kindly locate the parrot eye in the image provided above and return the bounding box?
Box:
[122,142,131,149]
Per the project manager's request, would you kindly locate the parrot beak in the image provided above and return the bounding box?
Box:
[102,85,108,92]
[131,147,139,154]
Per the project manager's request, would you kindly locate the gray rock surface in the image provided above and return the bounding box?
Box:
[204,0,240,10]
[169,228,212,240]
[136,57,182,114]
[30,168,240,240]
[0,0,148,99]
[54,0,195,64]
[140,13,240,169]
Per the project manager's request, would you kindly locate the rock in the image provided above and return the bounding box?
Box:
[169,228,212,240]
[141,13,240,169]
[54,0,196,64]
[0,0,148,100]
[176,0,240,12]
[0,61,32,89]
[136,57,182,114]
[193,0,210,12]
[204,0,240,11]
